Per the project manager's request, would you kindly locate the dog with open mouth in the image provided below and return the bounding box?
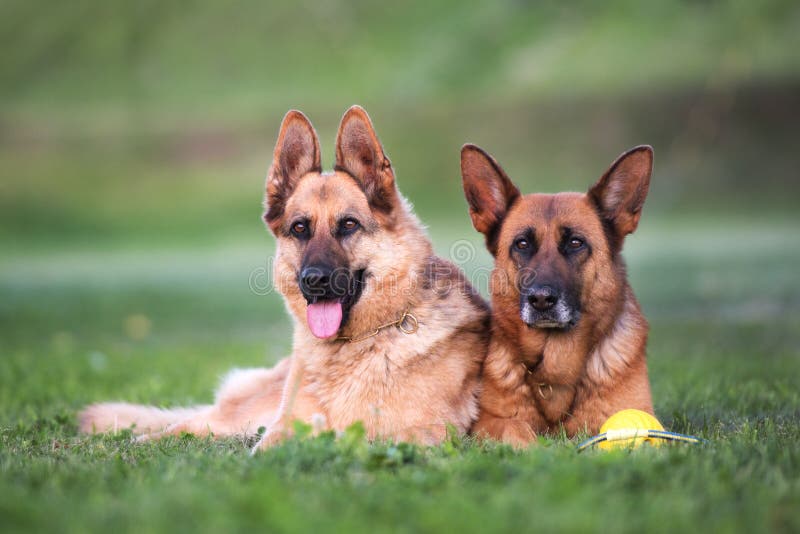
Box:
[460,143,655,446]
[79,106,489,452]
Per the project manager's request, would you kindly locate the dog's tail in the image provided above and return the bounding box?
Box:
[78,402,209,434]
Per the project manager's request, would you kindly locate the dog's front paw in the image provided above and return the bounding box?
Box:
[500,421,537,449]
[135,431,159,443]
[474,416,537,448]
[250,424,292,454]
[134,421,193,443]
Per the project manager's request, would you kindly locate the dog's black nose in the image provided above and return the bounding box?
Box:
[528,285,559,311]
[300,264,334,297]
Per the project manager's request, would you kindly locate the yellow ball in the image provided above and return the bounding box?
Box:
[598,409,664,450]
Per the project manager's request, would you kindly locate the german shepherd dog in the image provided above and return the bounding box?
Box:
[460,143,654,446]
[80,106,489,451]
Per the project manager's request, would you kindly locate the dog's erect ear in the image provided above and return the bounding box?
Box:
[588,145,653,242]
[460,144,521,256]
[264,110,321,230]
[335,105,399,214]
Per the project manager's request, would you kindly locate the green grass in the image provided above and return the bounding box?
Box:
[1,218,799,533]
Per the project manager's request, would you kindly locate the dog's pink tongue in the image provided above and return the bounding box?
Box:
[306,301,343,339]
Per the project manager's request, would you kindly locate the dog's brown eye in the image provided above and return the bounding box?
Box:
[569,237,584,249]
[339,218,360,235]
[291,221,307,236]
[514,238,530,250]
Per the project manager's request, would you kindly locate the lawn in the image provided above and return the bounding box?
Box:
[2,0,799,532]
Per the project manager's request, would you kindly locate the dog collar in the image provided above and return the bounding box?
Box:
[520,360,552,399]
[336,309,418,343]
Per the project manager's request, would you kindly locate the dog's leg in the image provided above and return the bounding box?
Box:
[138,363,293,442]
[85,361,293,444]
[78,402,210,435]
[392,423,449,445]
[473,364,543,447]
[472,413,538,448]
[251,358,325,452]
[255,358,305,447]
[134,410,219,443]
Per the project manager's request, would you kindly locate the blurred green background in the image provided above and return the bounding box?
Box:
[3,0,799,250]
[1,1,799,532]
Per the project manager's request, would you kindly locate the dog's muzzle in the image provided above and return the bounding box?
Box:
[298,264,366,327]
[519,284,580,330]
[299,264,352,303]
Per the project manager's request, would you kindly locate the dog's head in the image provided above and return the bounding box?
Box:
[264,106,422,340]
[461,144,652,331]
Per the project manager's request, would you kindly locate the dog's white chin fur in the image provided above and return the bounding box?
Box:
[531,321,564,329]
[520,301,574,329]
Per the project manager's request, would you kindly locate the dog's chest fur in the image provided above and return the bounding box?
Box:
[296,282,486,438]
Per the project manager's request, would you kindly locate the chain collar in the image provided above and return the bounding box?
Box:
[336,310,419,343]
[520,360,553,399]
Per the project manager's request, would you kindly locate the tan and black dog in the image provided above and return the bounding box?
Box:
[80,106,489,452]
[460,143,654,446]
